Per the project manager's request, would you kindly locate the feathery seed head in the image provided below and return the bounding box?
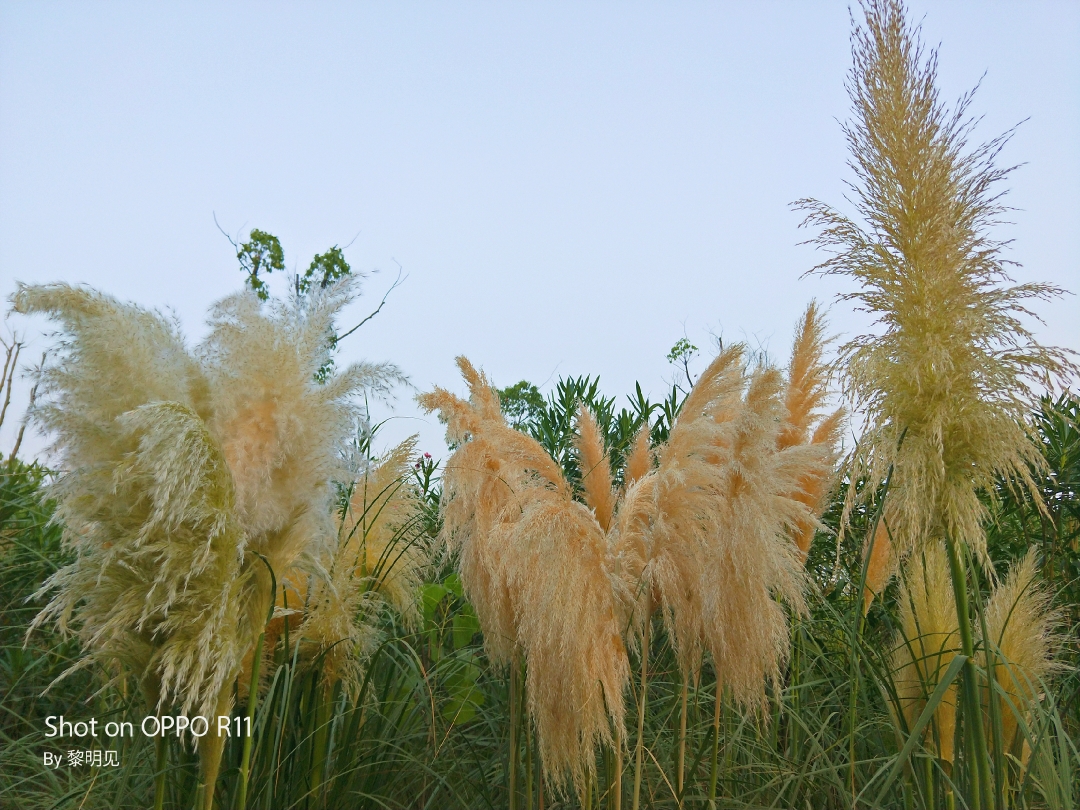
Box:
[622,424,654,490]
[575,406,616,533]
[778,304,845,556]
[13,279,401,762]
[798,0,1075,564]
[421,359,632,794]
[981,550,1061,752]
[891,541,960,763]
[862,518,897,614]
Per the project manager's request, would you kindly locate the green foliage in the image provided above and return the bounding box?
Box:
[299,246,353,297]
[666,336,699,393]
[989,391,1080,631]
[236,229,285,302]
[495,381,545,430]
[1,460,161,809]
[231,230,360,383]
[498,374,683,490]
[665,338,698,366]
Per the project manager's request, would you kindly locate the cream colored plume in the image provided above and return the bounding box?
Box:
[420,358,630,794]
[798,0,1073,567]
[891,542,960,764]
[502,489,629,795]
[298,437,430,693]
[200,284,404,581]
[14,279,400,793]
[611,346,747,679]
[618,343,828,703]
[980,550,1060,753]
[693,365,819,706]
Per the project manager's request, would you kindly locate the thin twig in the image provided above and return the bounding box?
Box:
[212,211,240,250]
[337,263,406,342]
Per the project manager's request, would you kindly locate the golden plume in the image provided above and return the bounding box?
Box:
[778,303,845,557]
[420,358,630,794]
[797,0,1074,566]
[891,542,960,764]
[862,518,896,614]
[981,550,1060,754]
[575,406,616,533]
[622,423,653,490]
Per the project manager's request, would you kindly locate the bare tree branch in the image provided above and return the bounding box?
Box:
[340,229,363,250]
[213,211,241,250]
[337,262,406,343]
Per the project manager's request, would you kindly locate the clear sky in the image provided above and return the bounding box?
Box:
[2,2,1077,460]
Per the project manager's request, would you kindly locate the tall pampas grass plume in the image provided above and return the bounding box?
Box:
[797,0,1075,566]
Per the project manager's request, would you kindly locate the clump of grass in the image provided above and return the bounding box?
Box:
[299,436,431,694]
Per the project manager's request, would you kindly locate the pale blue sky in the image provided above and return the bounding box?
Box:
[2,2,1077,459]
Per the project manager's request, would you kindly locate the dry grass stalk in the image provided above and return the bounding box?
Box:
[892,541,960,764]
[797,0,1074,567]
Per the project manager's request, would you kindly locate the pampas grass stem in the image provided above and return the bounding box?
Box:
[632,606,650,810]
[537,743,545,810]
[237,628,265,810]
[153,734,167,810]
[977,595,1006,810]
[614,731,623,810]
[526,716,534,810]
[510,656,520,810]
[708,686,721,809]
[945,536,991,810]
[677,675,688,804]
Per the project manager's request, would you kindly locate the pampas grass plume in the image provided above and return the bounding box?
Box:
[892,542,960,764]
[981,550,1060,752]
[798,0,1074,564]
